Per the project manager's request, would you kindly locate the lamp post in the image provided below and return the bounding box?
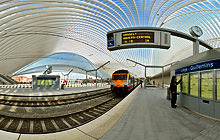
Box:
[86,61,110,88]
[127,59,164,88]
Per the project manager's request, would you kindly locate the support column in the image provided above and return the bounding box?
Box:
[193,39,199,55]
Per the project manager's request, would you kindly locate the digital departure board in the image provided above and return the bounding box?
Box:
[122,32,154,44]
[107,27,171,51]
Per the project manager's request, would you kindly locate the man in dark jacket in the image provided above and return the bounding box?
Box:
[170,76,182,108]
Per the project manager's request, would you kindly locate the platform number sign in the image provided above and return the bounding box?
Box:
[107,33,114,48]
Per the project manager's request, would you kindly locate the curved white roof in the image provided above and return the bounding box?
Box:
[0,0,219,77]
[13,52,105,77]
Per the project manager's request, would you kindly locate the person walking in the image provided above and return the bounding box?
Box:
[170,76,182,108]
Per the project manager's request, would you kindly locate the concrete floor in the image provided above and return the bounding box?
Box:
[100,88,220,140]
[1,87,220,140]
[0,85,110,96]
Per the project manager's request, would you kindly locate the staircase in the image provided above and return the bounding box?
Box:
[0,74,19,85]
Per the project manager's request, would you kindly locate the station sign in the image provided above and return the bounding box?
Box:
[175,59,220,74]
[107,28,170,51]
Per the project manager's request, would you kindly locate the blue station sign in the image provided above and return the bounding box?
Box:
[175,59,220,74]
[108,40,114,47]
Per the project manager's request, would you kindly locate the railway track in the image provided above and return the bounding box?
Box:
[0,88,111,107]
[0,88,124,134]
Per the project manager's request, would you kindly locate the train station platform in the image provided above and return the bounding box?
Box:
[1,86,220,140]
[101,87,220,140]
[0,84,110,96]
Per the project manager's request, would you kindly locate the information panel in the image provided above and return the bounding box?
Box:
[190,72,199,96]
[217,71,220,100]
[176,75,181,93]
[201,71,213,99]
[122,32,154,44]
[182,74,188,94]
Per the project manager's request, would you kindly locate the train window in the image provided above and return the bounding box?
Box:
[217,71,220,100]
[190,72,199,96]
[201,71,213,99]
[112,75,127,80]
[121,75,127,80]
[182,74,188,94]
[112,75,118,80]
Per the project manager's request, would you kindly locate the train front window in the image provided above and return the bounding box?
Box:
[121,75,127,80]
[112,75,127,80]
[112,75,119,80]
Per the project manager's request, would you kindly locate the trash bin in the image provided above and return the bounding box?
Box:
[61,84,65,90]
[166,87,171,100]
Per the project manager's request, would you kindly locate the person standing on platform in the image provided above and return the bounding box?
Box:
[153,81,155,85]
[140,80,143,88]
[170,76,182,108]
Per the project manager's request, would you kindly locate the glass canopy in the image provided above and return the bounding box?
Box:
[13,52,106,78]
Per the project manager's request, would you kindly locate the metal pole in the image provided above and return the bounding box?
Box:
[86,61,110,87]
[126,59,166,88]
[97,61,110,70]
[127,59,146,67]
[144,67,146,89]
[86,71,88,85]
[162,67,164,88]
[96,70,97,88]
